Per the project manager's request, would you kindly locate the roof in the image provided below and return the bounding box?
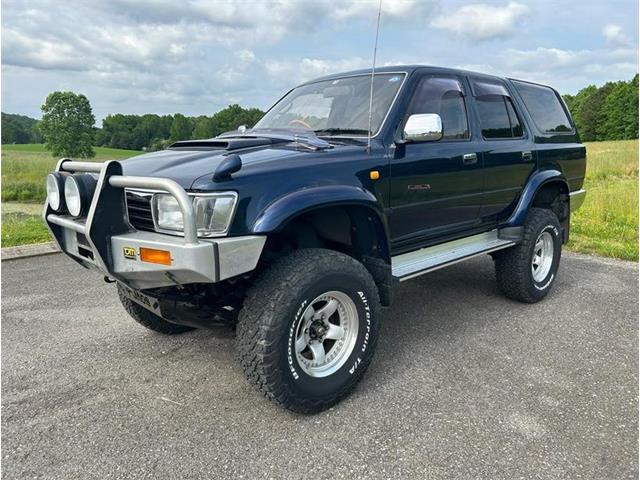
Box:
[302,64,507,86]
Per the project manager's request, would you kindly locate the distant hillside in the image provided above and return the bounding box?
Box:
[1,113,41,144]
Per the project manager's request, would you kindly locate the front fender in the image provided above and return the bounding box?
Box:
[252,185,387,234]
[505,169,568,227]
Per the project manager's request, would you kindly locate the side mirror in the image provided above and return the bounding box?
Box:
[403,113,443,142]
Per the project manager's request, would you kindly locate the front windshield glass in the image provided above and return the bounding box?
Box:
[254,73,406,136]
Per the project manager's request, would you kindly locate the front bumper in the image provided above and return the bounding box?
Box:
[45,159,265,290]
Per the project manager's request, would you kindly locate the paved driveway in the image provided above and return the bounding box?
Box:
[2,252,637,479]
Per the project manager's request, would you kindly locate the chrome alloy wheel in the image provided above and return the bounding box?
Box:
[531,231,554,282]
[294,291,359,378]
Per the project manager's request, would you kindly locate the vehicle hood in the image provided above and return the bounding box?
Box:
[119,143,362,189]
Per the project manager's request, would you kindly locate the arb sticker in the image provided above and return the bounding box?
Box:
[123,247,136,260]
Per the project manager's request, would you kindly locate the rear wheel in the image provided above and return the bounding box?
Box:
[117,284,194,334]
[237,248,381,413]
[494,208,562,303]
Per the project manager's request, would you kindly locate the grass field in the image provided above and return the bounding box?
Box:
[1,141,638,260]
[567,139,638,260]
[1,144,139,202]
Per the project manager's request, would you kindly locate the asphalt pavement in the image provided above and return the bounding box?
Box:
[2,251,638,479]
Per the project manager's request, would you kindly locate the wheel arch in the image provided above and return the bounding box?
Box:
[506,170,569,227]
[251,186,393,305]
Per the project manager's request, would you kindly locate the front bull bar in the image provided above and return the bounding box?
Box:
[44,159,265,290]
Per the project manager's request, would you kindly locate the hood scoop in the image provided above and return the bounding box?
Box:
[168,137,284,151]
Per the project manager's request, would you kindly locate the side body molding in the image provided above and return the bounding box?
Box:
[252,185,388,235]
[504,169,568,227]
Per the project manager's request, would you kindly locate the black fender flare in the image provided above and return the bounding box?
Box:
[252,185,391,261]
[504,169,569,227]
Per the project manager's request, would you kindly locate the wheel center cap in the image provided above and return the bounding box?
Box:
[308,320,328,340]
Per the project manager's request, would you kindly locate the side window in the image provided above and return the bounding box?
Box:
[475,95,524,139]
[512,80,573,133]
[505,98,523,137]
[472,78,525,139]
[407,76,469,140]
[475,96,512,138]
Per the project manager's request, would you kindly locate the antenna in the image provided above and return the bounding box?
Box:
[366,0,383,153]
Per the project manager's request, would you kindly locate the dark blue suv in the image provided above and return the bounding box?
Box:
[44,65,586,413]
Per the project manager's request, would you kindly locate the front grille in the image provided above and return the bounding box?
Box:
[126,191,155,232]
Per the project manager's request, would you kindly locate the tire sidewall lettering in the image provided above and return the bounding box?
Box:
[286,284,371,383]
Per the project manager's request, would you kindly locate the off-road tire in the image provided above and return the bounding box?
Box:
[237,248,382,414]
[117,284,194,334]
[494,208,562,303]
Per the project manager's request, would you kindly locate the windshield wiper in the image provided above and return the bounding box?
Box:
[313,128,369,136]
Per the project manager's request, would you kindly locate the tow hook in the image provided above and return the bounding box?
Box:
[103,276,116,284]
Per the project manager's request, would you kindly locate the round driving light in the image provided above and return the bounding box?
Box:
[64,174,97,218]
[46,172,67,211]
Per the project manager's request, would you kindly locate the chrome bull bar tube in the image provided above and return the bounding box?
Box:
[54,159,198,246]
[60,160,103,173]
[109,176,198,245]
[46,215,86,234]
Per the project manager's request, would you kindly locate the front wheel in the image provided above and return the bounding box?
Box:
[237,249,381,413]
[494,208,562,303]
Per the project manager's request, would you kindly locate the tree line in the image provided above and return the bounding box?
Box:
[1,113,42,144]
[1,75,637,158]
[2,93,264,157]
[562,74,638,142]
[95,105,264,152]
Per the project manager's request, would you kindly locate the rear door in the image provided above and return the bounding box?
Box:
[467,77,537,221]
[389,73,484,245]
[509,79,585,192]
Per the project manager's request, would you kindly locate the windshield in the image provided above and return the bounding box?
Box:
[254,73,405,136]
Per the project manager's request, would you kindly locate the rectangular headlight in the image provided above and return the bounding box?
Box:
[152,192,237,237]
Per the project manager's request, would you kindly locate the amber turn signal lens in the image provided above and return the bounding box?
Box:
[370,170,380,180]
[139,248,172,266]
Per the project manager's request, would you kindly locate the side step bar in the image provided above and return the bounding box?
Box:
[391,230,515,281]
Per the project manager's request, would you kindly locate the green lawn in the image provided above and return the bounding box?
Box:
[1,141,637,260]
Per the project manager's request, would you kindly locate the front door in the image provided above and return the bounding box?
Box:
[389,74,484,247]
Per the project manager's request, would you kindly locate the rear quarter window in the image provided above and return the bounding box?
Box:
[512,80,573,133]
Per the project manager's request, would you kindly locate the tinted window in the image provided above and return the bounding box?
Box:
[408,76,469,140]
[505,99,523,137]
[476,95,523,139]
[512,80,573,133]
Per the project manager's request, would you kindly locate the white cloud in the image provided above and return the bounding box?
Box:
[431,2,529,41]
[332,0,436,22]
[495,45,638,91]
[1,0,637,120]
[603,24,631,46]
[263,58,370,85]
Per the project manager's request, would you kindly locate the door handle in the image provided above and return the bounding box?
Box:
[522,151,533,162]
[462,153,478,165]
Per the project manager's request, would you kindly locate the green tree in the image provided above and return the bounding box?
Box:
[597,75,639,140]
[192,116,215,139]
[169,113,193,141]
[211,104,263,135]
[39,92,96,157]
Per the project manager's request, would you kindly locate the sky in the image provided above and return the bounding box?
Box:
[1,0,638,123]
